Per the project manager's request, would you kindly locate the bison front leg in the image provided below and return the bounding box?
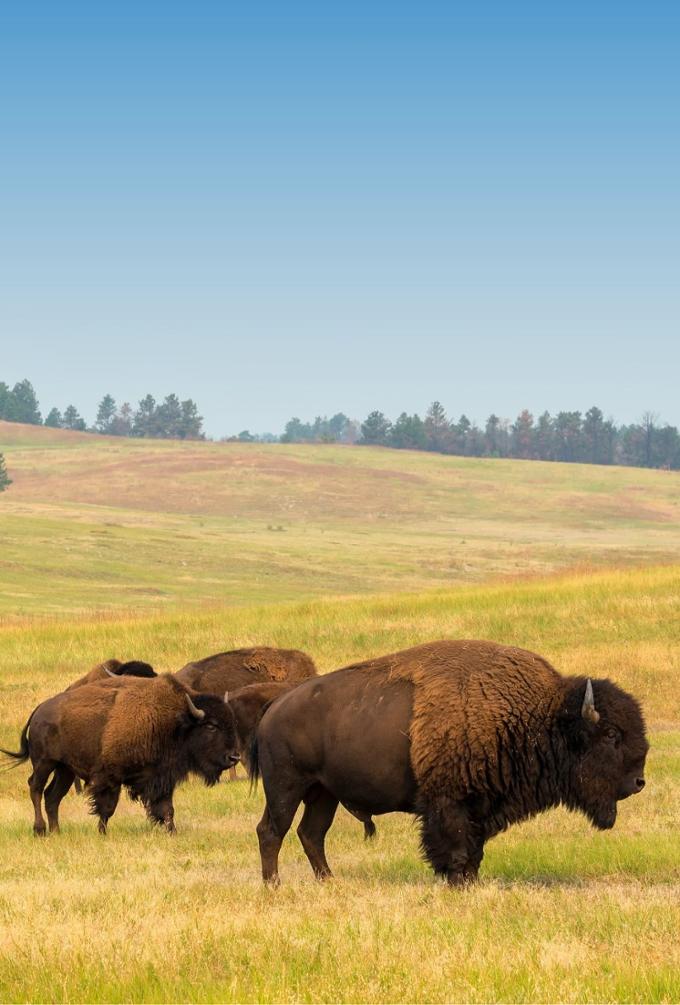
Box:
[146,793,176,834]
[419,799,484,887]
[90,782,121,834]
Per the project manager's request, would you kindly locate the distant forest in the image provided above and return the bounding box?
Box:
[0,380,204,440]
[1,379,679,470]
[277,404,680,470]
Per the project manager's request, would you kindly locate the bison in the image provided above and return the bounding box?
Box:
[250,640,648,885]
[1,674,240,835]
[65,658,157,690]
[176,646,317,694]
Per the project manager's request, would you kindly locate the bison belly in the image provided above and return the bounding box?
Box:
[259,672,417,816]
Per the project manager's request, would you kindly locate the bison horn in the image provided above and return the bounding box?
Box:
[581,678,600,724]
[104,667,118,678]
[185,693,205,720]
[224,691,229,703]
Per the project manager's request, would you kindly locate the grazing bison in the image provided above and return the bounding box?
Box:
[176,647,317,694]
[250,640,648,885]
[66,658,157,690]
[1,674,239,835]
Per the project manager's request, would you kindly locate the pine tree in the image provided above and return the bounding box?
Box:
[11,380,42,424]
[62,405,86,431]
[179,399,204,439]
[359,411,391,445]
[44,408,63,428]
[0,452,11,491]
[132,395,157,437]
[424,401,450,452]
[95,394,117,433]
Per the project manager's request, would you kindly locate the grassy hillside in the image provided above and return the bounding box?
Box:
[0,567,678,1003]
[2,421,680,618]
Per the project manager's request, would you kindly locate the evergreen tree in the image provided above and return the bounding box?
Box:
[95,394,117,433]
[44,407,63,428]
[424,401,450,452]
[10,380,41,424]
[109,402,133,436]
[179,399,204,439]
[534,412,554,460]
[132,395,157,437]
[390,412,426,450]
[0,452,11,491]
[0,382,19,421]
[359,411,391,445]
[156,394,183,438]
[484,414,502,457]
[452,414,472,454]
[62,405,86,431]
[511,410,535,459]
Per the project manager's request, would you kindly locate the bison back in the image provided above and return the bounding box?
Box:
[176,647,317,694]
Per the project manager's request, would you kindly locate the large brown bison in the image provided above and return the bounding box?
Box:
[250,640,648,885]
[176,646,317,694]
[229,681,376,840]
[1,674,239,835]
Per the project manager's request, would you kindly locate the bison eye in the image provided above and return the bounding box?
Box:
[604,727,619,744]
[205,723,217,732]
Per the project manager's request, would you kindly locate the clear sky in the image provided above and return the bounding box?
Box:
[1,2,678,436]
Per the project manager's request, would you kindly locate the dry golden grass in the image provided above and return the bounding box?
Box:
[0,566,678,1003]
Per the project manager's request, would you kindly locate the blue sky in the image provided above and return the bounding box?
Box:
[1,2,678,436]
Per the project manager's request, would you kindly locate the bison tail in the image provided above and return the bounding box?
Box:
[0,708,35,768]
[247,734,260,790]
[363,819,377,841]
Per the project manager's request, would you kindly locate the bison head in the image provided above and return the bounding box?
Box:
[560,677,648,830]
[181,691,240,785]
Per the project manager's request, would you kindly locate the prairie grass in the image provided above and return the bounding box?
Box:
[0,566,678,1002]
[2,422,680,616]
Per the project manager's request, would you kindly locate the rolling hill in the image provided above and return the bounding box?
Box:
[2,420,679,618]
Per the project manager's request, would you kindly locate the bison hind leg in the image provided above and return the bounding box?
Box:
[297,785,339,880]
[44,764,76,833]
[28,762,54,836]
[418,798,484,887]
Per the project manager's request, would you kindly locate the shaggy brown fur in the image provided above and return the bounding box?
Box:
[360,640,562,803]
[176,646,317,693]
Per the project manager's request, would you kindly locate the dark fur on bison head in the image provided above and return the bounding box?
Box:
[179,691,240,787]
[559,677,648,830]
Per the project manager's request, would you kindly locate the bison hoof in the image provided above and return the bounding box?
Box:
[98,821,108,835]
[263,874,281,889]
[33,826,47,837]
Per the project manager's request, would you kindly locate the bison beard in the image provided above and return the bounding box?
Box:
[251,640,648,885]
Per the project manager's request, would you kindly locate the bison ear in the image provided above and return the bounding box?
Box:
[581,679,600,724]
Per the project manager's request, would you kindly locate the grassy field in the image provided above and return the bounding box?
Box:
[0,566,678,1003]
[2,421,680,617]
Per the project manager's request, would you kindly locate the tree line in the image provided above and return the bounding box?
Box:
[0,380,204,440]
[281,403,680,470]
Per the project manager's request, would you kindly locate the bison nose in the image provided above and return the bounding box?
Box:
[635,777,645,792]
